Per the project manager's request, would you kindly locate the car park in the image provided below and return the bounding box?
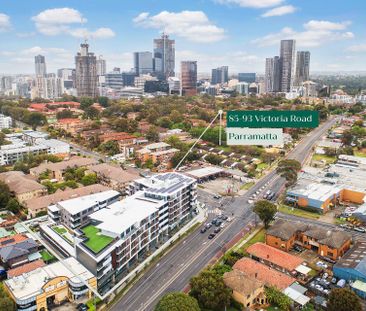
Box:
[214,227,221,234]
[208,233,216,239]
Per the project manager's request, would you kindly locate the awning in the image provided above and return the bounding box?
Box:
[295,264,311,275]
[284,287,310,306]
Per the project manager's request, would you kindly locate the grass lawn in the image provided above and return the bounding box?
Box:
[257,163,269,170]
[41,249,56,262]
[278,204,320,220]
[82,225,114,253]
[241,182,255,190]
[354,150,366,158]
[53,226,67,235]
[241,228,266,250]
[312,154,336,164]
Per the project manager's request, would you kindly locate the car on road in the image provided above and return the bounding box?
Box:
[214,227,221,234]
[205,223,212,229]
[200,228,207,234]
[213,194,222,199]
[227,217,232,222]
[354,227,366,233]
[208,233,216,239]
[267,192,276,200]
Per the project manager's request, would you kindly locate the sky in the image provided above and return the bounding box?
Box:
[0,0,365,75]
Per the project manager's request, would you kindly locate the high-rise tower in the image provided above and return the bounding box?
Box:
[75,43,97,97]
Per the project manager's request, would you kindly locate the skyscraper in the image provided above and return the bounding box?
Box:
[238,73,256,83]
[153,34,175,80]
[211,66,229,85]
[75,43,98,97]
[134,52,153,75]
[96,55,107,76]
[280,39,296,92]
[295,51,310,86]
[57,68,76,89]
[35,55,47,77]
[273,56,281,92]
[181,61,197,96]
[264,58,274,93]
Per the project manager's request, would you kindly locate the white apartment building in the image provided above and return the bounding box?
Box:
[0,114,12,129]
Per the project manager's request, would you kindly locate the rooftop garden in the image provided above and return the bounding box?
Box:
[81,225,114,253]
[52,225,74,245]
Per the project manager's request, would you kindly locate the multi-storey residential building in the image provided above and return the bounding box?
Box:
[181,61,197,96]
[47,190,120,231]
[0,114,12,129]
[134,52,153,75]
[265,58,274,93]
[153,34,175,80]
[74,172,197,292]
[135,142,179,169]
[22,130,48,144]
[211,66,229,85]
[295,51,311,87]
[34,76,64,99]
[280,39,296,92]
[57,68,76,89]
[35,55,47,77]
[0,144,49,165]
[75,43,98,97]
[96,55,107,76]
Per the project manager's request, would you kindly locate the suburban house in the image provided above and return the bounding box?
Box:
[233,257,296,290]
[0,171,47,203]
[223,269,267,309]
[266,219,352,261]
[0,234,39,269]
[135,142,179,169]
[247,242,304,275]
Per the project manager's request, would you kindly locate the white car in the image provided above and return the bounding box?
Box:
[248,199,254,204]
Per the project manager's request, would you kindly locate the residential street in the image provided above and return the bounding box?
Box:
[110,118,338,311]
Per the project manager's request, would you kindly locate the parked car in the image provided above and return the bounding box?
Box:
[211,218,218,225]
[213,194,222,199]
[331,277,337,284]
[337,279,346,288]
[205,223,212,229]
[215,220,223,227]
[214,227,221,234]
[221,215,228,220]
[248,199,254,204]
[319,256,336,264]
[354,227,366,233]
[316,261,328,269]
[200,227,207,234]
[77,304,87,311]
[208,233,216,239]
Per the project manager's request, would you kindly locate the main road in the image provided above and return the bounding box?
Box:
[110,117,337,311]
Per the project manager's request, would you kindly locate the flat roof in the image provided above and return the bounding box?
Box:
[185,166,224,179]
[284,287,310,306]
[5,257,93,300]
[289,182,344,202]
[37,139,70,148]
[58,190,120,215]
[90,192,162,236]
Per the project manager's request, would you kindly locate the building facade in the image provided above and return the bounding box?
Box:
[75,43,98,97]
[211,66,229,85]
[238,73,256,83]
[35,55,47,77]
[96,55,107,76]
[180,61,197,96]
[280,40,296,92]
[153,34,175,80]
[295,51,310,87]
[134,52,153,75]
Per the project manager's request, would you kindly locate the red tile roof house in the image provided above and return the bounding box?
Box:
[247,242,304,275]
[233,257,296,290]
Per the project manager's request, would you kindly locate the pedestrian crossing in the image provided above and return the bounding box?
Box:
[207,208,222,215]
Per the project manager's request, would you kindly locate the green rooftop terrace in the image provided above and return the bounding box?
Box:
[81,225,114,253]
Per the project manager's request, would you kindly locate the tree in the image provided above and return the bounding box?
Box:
[98,140,120,156]
[98,96,109,107]
[56,110,74,120]
[342,130,353,146]
[265,286,292,311]
[81,173,98,186]
[327,288,362,311]
[190,269,231,310]
[154,292,200,311]
[83,106,100,120]
[276,159,301,187]
[146,126,159,142]
[253,200,277,228]
[0,181,11,209]
[26,112,47,130]
[6,198,21,214]
[80,97,94,110]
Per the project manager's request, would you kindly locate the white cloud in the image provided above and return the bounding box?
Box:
[133,11,225,43]
[347,44,366,52]
[0,13,11,32]
[68,27,115,39]
[261,5,296,17]
[216,0,284,8]
[252,20,354,48]
[32,8,114,39]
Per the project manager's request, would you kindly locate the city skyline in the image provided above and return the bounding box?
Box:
[0,0,365,74]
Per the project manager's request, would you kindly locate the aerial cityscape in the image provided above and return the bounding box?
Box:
[0,1,366,311]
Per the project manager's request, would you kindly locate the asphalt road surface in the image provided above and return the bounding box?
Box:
[110,118,337,311]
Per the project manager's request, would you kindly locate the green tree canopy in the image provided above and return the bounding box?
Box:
[327,288,362,311]
[146,126,159,142]
[0,181,11,209]
[154,292,200,311]
[189,269,231,311]
[253,200,277,229]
